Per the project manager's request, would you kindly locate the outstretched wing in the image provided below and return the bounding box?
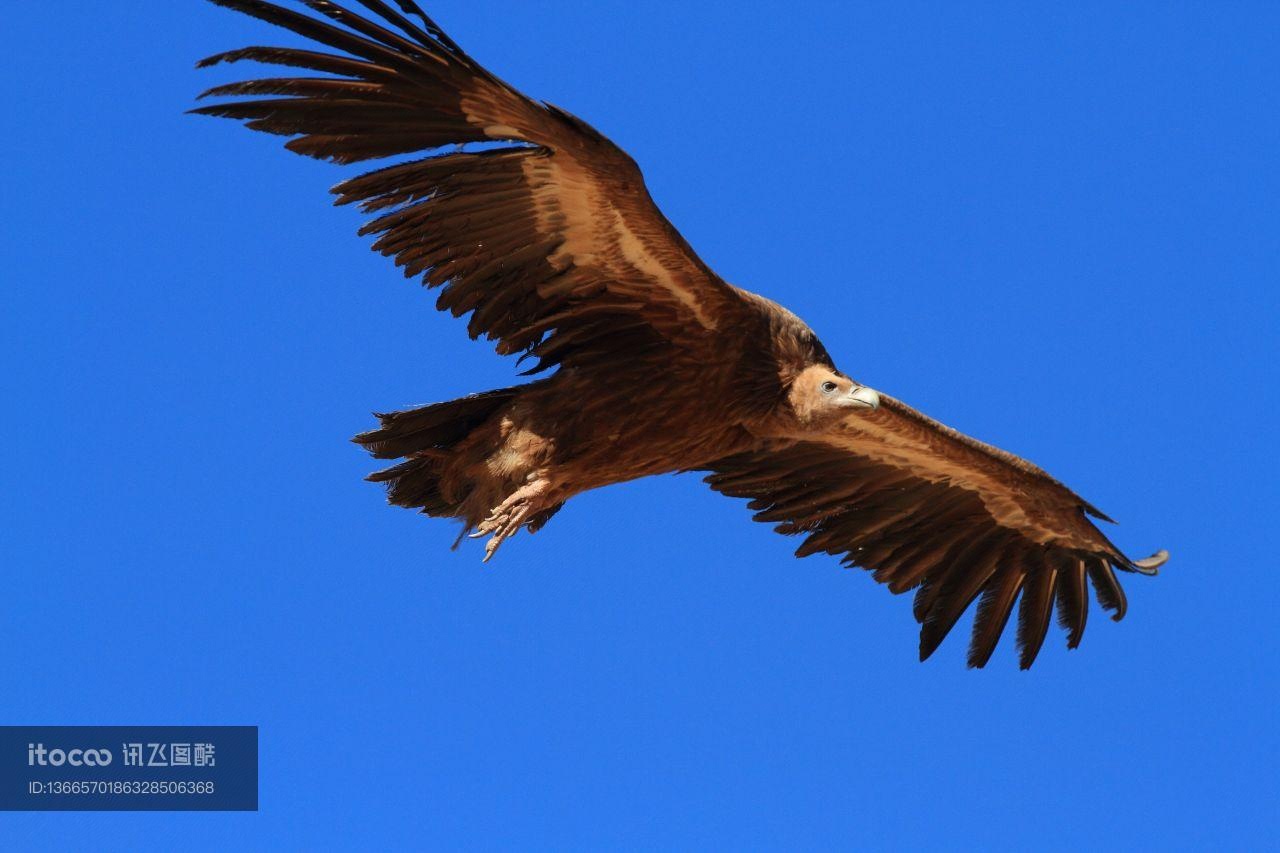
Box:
[192,0,745,372]
[703,395,1167,669]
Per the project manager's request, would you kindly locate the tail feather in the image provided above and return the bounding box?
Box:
[365,454,454,513]
[355,387,517,460]
[354,386,519,515]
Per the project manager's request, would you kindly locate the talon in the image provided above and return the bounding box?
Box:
[471,477,551,562]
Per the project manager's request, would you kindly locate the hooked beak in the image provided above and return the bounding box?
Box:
[845,385,881,411]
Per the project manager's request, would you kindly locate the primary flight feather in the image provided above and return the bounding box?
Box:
[192,0,1167,668]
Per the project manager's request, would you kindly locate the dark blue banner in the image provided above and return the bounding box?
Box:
[0,726,257,811]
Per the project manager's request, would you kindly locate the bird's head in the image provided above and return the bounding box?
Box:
[787,365,881,424]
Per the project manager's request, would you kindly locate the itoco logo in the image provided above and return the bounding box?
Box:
[27,743,113,767]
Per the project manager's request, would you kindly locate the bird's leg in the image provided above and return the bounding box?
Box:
[470,474,553,562]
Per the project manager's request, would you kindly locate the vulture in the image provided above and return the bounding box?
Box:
[192,0,1167,668]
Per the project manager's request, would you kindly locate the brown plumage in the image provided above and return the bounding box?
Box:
[192,0,1167,668]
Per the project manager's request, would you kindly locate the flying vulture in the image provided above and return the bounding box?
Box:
[192,0,1167,668]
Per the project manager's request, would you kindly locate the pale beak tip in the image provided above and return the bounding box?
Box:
[849,386,880,411]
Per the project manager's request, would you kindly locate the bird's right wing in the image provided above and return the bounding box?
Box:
[703,394,1167,669]
[193,0,748,372]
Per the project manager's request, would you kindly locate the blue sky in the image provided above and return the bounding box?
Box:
[2,1,1277,849]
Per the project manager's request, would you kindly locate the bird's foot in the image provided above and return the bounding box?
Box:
[470,477,552,562]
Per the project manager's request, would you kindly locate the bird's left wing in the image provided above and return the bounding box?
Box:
[702,395,1167,669]
[192,0,745,371]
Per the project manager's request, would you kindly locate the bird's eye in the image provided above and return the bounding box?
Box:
[820,381,838,394]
